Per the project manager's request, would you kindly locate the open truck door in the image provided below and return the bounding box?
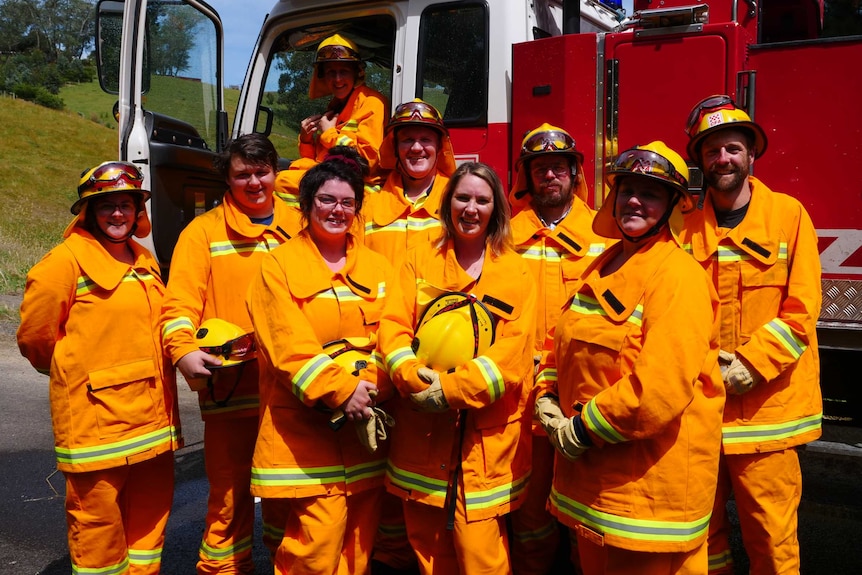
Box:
[95,0,228,271]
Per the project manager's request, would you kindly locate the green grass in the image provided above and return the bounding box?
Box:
[0,94,117,294]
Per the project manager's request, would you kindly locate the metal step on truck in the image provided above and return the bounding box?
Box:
[96,0,862,436]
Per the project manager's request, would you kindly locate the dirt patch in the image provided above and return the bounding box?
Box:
[0,293,22,340]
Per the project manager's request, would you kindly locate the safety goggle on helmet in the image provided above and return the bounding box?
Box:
[684,94,768,161]
[516,123,585,167]
[72,161,150,215]
[196,318,256,368]
[379,99,457,175]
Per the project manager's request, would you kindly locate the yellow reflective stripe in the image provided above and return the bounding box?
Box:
[291,353,333,402]
[568,293,643,326]
[764,318,806,359]
[582,399,626,444]
[128,547,163,566]
[377,521,407,538]
[75,276,97,296]
[536,367,557,386]
[364,217,441,236]
[722,413,822,445]
[341,120,359,132]
[709,549,734,571]
[210,238,276,258]
[315,284,385,301]
[512,519,557,543]
[386,462,448,500]
[465,473,529,511]
[200,534,253,560]
[517,245,565,262]
[199,394,259,415]
[72,557,129,575]
[162,316,194,338]
[587,243,606,256]
[262,521,285,546]
[56,426,177,466]
[551,487,711,543]
[345,458,387,484]
[275,192,300,207]
[472,356,504,402]
[336,135,353,146]
[252,465,346,487]
[713,242,788,262]
[370,350,385,371]
[385,346,416,376]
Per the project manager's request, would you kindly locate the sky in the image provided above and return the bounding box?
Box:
[207,0,635,88]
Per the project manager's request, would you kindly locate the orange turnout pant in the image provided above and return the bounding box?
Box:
[576,527,708,575]
[65,451,174,575]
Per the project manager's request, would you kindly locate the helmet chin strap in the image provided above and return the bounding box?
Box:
[614,193,680,243]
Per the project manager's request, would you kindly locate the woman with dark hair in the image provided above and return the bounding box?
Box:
[18,162,181,575]
[247,146,395,574]
[378,161,536,574]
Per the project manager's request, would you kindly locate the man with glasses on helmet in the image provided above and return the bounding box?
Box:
[508,123,609,575]
[677,96,822,575]
[361,98,456,574]
[275,33,389,203]
[160,134,301,574]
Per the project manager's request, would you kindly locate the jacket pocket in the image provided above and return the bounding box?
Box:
[740,259,788,338]
[87,359,159,439]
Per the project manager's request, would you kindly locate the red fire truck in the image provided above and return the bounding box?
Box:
[96,0,862,423]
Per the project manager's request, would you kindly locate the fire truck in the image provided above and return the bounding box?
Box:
[96,0,862,423]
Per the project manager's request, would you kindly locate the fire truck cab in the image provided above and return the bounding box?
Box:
[96,0,862,423]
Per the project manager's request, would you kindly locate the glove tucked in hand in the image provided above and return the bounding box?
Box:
[718,349,736,378]
[548,416,590,462]
[724,356,758,395]
[410,367,449,412]
[535,394,566,436]
[355,407,396,454]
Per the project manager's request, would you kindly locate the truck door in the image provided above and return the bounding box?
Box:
[95,0,227,270]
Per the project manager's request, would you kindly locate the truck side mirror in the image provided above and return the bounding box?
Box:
[95,0,150,95]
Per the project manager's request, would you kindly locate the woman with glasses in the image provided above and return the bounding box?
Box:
[378,162,537,575]
[534,142,724,574]
[275,33,389,202]
[17,162,182,575]
[248,146,395,575]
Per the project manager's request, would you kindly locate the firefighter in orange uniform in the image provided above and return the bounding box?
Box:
[508,123,609,575]
[361,98,456,572]
[678,96,822,575]
[535,142,724,574]
[18,161,182,575]
[275,33,389,203]
[379,162,536,575]
[247,147,394,574]
[363,98,457,262]
[160,134,300,574]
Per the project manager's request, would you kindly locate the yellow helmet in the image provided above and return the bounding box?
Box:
[594,141,693,240]
[67,161,152,239]
[196,318,256,368]
[308,34,364,99]
[411,292,496,372]
[510,123,588,212]
[323,337,376,376]
[684,95,768,161]
[378,99,457,176]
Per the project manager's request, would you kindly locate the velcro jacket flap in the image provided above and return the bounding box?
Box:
[479,293,522,321]
[88,358,157,391]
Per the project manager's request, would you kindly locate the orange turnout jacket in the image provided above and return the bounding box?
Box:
[18,229,182,473]
[379,237,537,521]
[275,84,389,201]
[362,172,449,263]
[160,193,301,420]
[536,232,725,552]
[677,176,822,453]
[247,231,393,498]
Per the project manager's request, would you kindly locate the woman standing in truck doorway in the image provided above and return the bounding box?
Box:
[535,142,724,574]
[275,33,389,203]
[378,161,536,575]
[17,162,182,575]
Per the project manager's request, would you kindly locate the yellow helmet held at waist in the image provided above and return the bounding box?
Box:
[412,292,496,372]
[196,318,256,368]
[323,336,376,376]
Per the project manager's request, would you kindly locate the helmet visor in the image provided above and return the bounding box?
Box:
[684,95,736,137]
[392,100,444,124]
[612,148,687,189]
[317,44,360,61]
[79,162,144,195]
[521,129,577,155]
[200,333,256,363]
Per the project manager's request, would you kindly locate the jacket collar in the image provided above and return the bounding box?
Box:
[286,231,384,300]
[369,172,447,226]
[65,229,160,291]
[511,197,601,256]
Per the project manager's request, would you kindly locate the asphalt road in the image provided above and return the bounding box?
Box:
[2,303,862,574]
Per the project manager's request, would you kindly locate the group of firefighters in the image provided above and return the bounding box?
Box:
[17,32,821,575]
